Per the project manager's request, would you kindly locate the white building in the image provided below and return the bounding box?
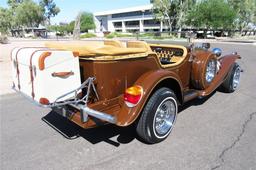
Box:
[94,4,167,33]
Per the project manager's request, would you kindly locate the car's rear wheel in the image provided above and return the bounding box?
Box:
[221,63,241,93]
[136,87,177,144]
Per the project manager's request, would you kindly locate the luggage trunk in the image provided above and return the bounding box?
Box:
[11,47,81,105]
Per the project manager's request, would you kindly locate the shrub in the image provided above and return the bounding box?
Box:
[105,32,134,38]
[105,34,115,39]
[80,33,96,38]
[115,33,133,37]
[0,35,8,44]
[139,33,155,37]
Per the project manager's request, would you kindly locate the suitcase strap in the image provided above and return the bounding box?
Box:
[29,49,49,99]
[15,48,28,90]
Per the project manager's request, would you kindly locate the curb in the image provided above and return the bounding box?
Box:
[218,40,256,44]
[216,38,256,44]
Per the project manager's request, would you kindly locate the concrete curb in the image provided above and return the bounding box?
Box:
[217,40,256,44]
[215,38,256,44]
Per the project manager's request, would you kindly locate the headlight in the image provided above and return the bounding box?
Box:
[205,59,216,83]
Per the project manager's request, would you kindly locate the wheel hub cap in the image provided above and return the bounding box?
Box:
[232,66,241,90]
[154,98,176,136]
[206,59,216,83]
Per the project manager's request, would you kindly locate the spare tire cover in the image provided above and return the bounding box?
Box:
[191,51,217,90]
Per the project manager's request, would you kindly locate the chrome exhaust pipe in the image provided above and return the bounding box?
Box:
[78,105,116,124]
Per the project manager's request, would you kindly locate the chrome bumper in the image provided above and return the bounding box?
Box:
[53,104,116,124]
[78,104,116,124]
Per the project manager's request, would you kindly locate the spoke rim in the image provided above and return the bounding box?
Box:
[153,97,177,138]
[206,59,216,83]
[232,66,241,90]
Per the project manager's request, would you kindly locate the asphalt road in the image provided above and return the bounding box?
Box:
[1,42,256,170]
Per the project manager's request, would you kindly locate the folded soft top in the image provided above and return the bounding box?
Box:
[45,41,148,56]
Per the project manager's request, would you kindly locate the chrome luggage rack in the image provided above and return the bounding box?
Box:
[13,77,116,124]
[50,77,99,108]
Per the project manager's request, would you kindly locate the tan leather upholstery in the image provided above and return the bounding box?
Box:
[127,41,152,53]
[104,40,123,48]
[45,42,147,56]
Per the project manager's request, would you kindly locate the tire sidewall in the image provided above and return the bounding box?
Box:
[145,89,178,143]
[229,63,240,92]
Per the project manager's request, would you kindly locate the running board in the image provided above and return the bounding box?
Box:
[183,89,199,103]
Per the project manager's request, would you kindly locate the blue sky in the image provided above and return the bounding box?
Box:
[0,0,150,24]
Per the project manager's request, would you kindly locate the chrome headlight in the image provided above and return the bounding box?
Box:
[205,59,216,83]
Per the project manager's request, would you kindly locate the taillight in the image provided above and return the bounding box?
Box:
[39,98,49,105]
[124,85,143,107]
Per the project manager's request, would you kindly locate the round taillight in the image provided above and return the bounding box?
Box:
[39,98,49,105]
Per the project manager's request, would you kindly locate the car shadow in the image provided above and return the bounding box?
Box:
[42,111,137,147]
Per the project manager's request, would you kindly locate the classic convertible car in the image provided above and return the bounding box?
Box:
[11,40,241,143]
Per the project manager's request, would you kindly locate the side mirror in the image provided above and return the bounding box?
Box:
[212,48,222,57]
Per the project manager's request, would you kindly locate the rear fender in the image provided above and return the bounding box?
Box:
[116,70,183,126]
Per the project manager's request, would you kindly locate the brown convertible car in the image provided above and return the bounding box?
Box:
[11,40,241,143]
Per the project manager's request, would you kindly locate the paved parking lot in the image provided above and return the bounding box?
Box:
[1,40,256,170]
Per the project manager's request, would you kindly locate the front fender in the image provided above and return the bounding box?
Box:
[116,69,183,126]
[198,54,241,96]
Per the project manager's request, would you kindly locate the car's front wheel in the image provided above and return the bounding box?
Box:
[136,87,177,144]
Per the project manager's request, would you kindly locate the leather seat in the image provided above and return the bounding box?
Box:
[127,41,152,53]
[104,40,123,48]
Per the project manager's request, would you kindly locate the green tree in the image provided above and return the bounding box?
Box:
[6,0,23,29]
[0,7,12,34]
[15,0,44,28]
[175,0,197,37]
[47,21,74,35]
[228,0,256,32]
[67,21,75,33]
[7,0,23,9]
[152,0,173,31]
[39,0,60,24]
[254,4,256,25]
[186,0,236,30]
[152,0,196,33]
[80,12,95,32]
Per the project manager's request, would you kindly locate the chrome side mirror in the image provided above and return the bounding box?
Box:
[212,48,222,57]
